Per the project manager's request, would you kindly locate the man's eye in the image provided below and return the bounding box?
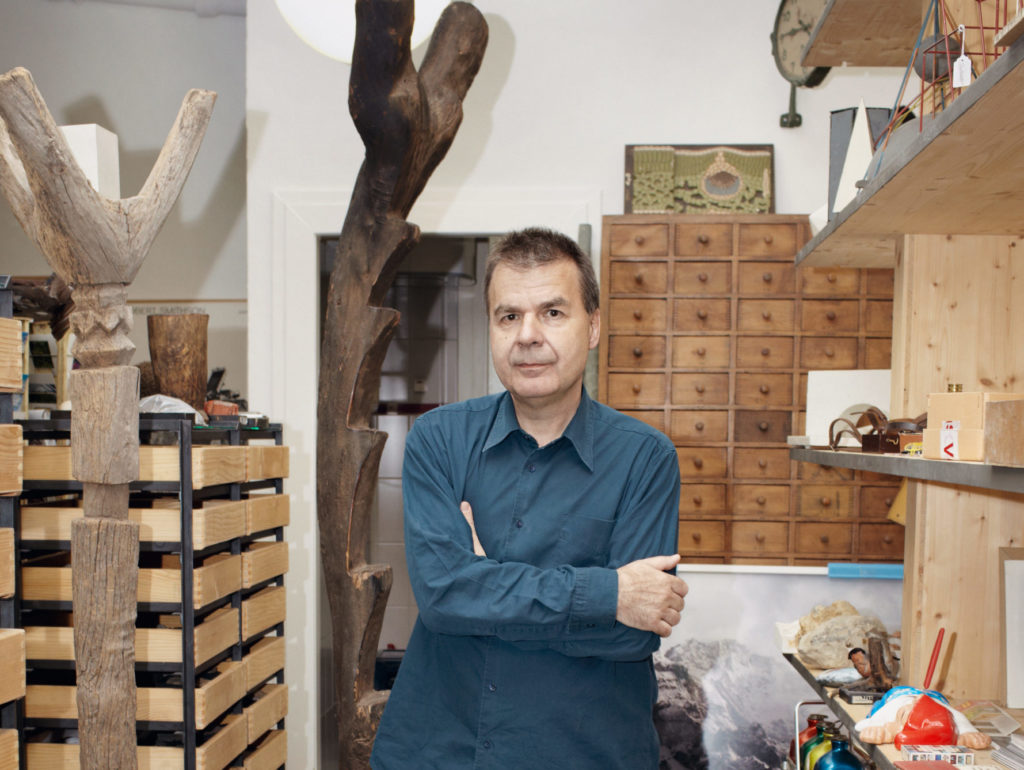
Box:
[501,313,518,323]
[546,309,562,318]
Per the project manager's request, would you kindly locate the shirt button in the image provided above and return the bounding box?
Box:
[527,463,536,472]
[488,682,497,692]
[515,519,523,528]
[483,740,492,750]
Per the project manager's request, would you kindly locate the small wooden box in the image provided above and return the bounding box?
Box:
[0,729,18,770]
[0,424,22,497]
[0,316,21,393]
[245,636,285,691]
[242,730,286,770]
[242,541,288,588]
[246,445,289,481]
[0,528,14,598]
[0,629,26,705]
[244,682,288,743]
[242,586,286,641]
[245,494,289,535]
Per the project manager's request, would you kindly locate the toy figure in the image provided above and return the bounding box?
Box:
[854,686,992,750]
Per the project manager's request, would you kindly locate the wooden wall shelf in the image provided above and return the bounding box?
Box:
[802,0,920,67]
[797,38,1024,268]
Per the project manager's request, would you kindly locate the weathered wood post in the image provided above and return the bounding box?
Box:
[0,67,214,769]
[317,2,487,766]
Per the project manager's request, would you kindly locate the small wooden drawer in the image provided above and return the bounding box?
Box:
[865,337,892,369]
[22,552,241,608]
[678,484,727,515]
[738,262,795,295]
[672,336,730,368]
[0,317,21,392]
[858,523,905,557]
[247,445,289,482]
[865,268,895,297]
[676,448,728,479]
[671,373,729,406]
[799,486,855,518]
[800,267,859,296]
[800,300,859,332]
[608,335,667,368]
[735,373,792,406]
[245,683,288,743]
[674,262,731,294]
[733,522,789,553]
[738,223,798,257]
[21,499,246,550]
[607,373,665,407]
[242,541,289,588]
[621,410,666,433]
[609,261,668,294]
[861,486,899,518]
[678,520,725,553]
[26,607,240,668]
[610,224,669,256]
[733,448,791,479]
[0,528,13,599]
[0,424,22,497]
[0,629,26,705]
[608,298,667,332]
[242,586,286,641]
[735,336,793,368]
[795,523,852,555]
[246,494,290,535]
[243,730,287,770]
[737,299,794,332]
[674,223,732,256]
[0,730,17,770]
[734,410,791,443]
[865,300,893,333]
[246,636,286,691]
[800,337,858,369]
[672,298,731,331]
[670,410,728,443]
[797,462,854,481]
[733,485,790,516]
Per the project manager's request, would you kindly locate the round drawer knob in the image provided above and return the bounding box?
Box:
[695,384,705,394]
[634,235,645,245]
[762,272,773,283]
[693,457,704,469]
[755,533,766,544]
[756,496,766,506]
[827,273,837,283]
[883,535,893,544]
[632,347,643,358]
[759,421,769,431]
[819,534,830,544]
[698,234,710,244]
[885,497,894,507]
[692,532,702,542]
[820,497,832,506]
[759,384,770,394]
[632,383,641,394]
[697,272,709,283]
[693,495,703,506]
[761,347,771,357]
[825,347,835,357]
[695,421,705,431]
[633,309,643,320]
[758,459,768,469]
[826,310,837,321]
[696,347,706,357]
[762,311,772,321]
[764,235,774,244]
[634,273,644,285]
[697,309,708,320]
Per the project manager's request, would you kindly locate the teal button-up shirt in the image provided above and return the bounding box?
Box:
[371,389,680,769]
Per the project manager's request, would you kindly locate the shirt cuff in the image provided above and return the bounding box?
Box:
[569,566,618,632]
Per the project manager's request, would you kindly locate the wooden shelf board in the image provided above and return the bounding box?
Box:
[791,447,1024,494]
[797,38,1024,268]
[802,0,921,67]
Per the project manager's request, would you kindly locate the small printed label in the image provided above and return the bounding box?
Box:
[953,54,973,87]
[941,421,960,459]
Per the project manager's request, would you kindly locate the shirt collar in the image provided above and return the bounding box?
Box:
[483,388,595,472]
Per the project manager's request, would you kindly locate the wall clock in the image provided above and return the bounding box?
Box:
[770,0,831,127]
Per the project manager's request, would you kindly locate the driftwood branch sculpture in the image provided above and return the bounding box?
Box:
[316,1,487,765]
[0,66,214,770]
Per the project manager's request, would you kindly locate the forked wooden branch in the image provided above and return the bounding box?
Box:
[0,66,214,770]
[317,2,487,766]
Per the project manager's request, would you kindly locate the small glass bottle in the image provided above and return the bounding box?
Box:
[800,720,827,767]
[816,733,863,770]
[790,713,827,762]
[806,723,837,770]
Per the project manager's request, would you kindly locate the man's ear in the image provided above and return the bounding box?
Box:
[588,309,600,350]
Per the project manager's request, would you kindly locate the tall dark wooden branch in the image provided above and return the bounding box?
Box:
[317,2,487,766]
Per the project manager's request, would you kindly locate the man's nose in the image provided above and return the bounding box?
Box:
[515,313,543,345]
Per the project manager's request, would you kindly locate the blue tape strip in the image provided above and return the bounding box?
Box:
[828,562,904,580]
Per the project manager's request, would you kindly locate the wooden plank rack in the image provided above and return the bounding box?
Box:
[16,413,289,770]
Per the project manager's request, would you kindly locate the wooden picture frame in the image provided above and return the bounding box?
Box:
[624,144,775,215]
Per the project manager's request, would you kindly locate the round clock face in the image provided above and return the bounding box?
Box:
[771,0,831,87]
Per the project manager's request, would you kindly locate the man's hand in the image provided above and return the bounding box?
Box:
[460,501,487,557]
[616,555,688,637]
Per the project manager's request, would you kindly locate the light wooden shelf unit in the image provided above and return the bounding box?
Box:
[802,0,921,67]
[792,36,1024,703]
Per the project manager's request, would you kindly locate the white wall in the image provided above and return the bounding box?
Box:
[246,2,910,767]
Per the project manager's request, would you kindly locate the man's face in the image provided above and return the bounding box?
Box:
[851,650,871,677]
[488,259,599,413]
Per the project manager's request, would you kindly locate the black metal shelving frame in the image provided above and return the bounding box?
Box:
[17,411,287,769]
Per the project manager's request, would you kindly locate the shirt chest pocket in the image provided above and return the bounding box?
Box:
[558,515,616,567]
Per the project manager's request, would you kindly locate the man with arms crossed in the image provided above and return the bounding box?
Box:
[371,227,688,768]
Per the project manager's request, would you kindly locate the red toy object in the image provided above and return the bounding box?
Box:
[923,627,945,690]
[894,694,957,750]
